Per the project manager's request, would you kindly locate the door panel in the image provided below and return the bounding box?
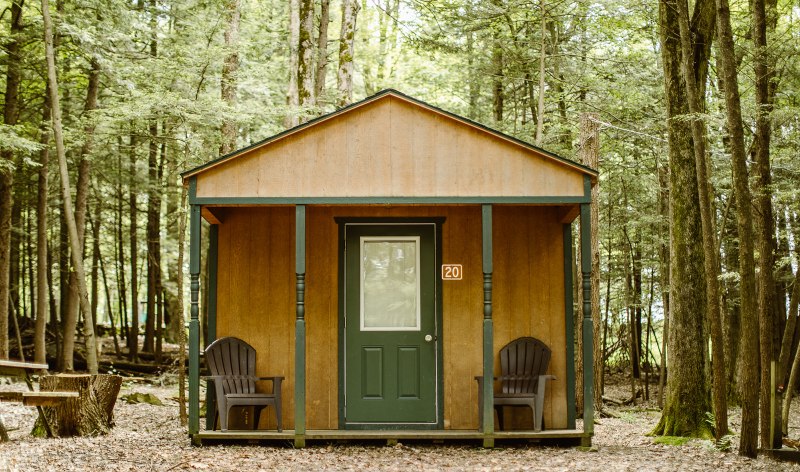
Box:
[344,223,438,426]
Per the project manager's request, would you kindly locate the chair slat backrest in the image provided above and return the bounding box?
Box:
[499,337,551,394]
[205,337,257,394]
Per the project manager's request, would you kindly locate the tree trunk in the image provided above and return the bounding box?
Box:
[674,0,727,440]
[285,0,300,128]
[61,56,100,372]
[177,186,188,425]
[780,269,800,387]
[337,0,360,107]
[752,0,779,450]
[298,0,315,110]
[0,0,24,359]
[128,134,140,363]
[657,159,670,409]
[115,148,128,345]
[35,85,53,365]
[32,374,122,437]
[652,0,712,439]
[42,0,99,374]
[220,0,240,154]
[535,6,546,146]
[314,0,331,102]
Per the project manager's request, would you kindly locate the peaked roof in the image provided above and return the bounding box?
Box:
[181,89,598,181]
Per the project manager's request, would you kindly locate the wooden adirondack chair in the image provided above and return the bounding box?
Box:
[476,336,556,431]
[205,337,284,432]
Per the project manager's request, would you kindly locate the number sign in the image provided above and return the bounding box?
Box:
[441,264,463,280]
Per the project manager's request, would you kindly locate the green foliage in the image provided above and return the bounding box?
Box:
[653,436,691,446]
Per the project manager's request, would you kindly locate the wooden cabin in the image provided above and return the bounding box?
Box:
[181,90,597,447]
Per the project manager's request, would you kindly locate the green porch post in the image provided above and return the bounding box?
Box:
[204,224,218,431]
[580,199,595,442]
[188,202,201,436]
[481,204,494,447]
[295,205,306,447]
[563,224,576,429]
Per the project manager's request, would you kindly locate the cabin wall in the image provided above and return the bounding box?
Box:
[213,205,567,431]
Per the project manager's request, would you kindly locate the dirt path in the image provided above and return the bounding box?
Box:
[1,379,798,471]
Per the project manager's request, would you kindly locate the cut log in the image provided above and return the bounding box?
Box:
[32,374,122,437]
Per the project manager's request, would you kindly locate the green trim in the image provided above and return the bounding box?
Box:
[481,205,493,274]
[190,196,590,206]
[205,224,219,431]
[295,207,306,443]
[563,224,576,429]
[583,175,592,199]
[580,203,594,435]
[188,204,201,435]
[296,206,306,274]
[336,218,445,429]
[481,205,494,436]
[181,89,598,180]
[189,176,197,200]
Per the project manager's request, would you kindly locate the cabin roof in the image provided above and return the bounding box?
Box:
[181,89,598,182]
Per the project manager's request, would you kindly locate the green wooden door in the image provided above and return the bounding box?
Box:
[343,223,438,427]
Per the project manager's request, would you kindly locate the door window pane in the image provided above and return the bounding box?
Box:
[360,237,420,330]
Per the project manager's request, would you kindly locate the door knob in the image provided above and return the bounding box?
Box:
[425,334,433,342]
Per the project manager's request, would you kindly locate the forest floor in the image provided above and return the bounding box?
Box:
[1,357,800,471]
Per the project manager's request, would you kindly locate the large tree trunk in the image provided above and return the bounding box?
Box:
[220,0,240,154]
[674,0,727,440]
[752,0,779,451]
[42,0,99,374]
[0,0,24,359]
[652,0,713,439]
[337,0,360,107]
[32,374,122,437]
[715,0,761,455]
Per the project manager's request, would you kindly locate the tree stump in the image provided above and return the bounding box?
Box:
[32,374,122,437]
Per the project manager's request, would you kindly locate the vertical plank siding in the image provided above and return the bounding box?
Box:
[214,205,567,430]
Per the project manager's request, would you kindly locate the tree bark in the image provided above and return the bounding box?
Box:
[285,0,300,128]
[314,0,331,103]
[128,134,140,363]
[298,0,315,110]
[674,0,727,440]
[177,186,188,425]
[337,0,360,107]
[752,0,779,450]
[35,86,52,365]
[535,6,546,146]
[0,0,24,359]
[32,374,122,437]
[652,0,713,439]
[61,56,100,372]
[42,0,99,374]
[220,0,240,154]
[715,0,758,452]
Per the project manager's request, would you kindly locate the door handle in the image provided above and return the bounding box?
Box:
[425,334,436,342]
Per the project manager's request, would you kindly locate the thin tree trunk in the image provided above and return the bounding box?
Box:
[97,235,121,358]
[657,160,669,409]
[0,0,24,359]
[780,269,800,387]
[535,6,546,146]
[674,0,727,440]
[337,0,360,107]
[90,200,101,335]
[285,0,300,128]
[298,0,315,110]
[220,0,240,154]
[42,0,99,374]
[314,0,330,102]
[115,147,128,344]
[177,186,188,425]
[35,85,53,364]
[128,134,140,363]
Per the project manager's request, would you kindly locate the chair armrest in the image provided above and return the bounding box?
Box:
[255,376,285,381]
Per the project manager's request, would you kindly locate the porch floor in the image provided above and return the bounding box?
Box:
[192,429,590,447]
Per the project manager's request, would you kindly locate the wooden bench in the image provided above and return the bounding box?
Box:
[0,391,80,407]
